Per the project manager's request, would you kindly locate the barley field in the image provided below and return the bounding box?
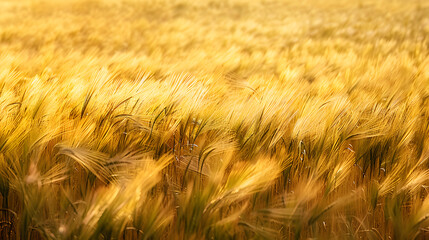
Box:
[0,0,428,239]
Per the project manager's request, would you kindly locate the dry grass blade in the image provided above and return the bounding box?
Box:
[56,145,111,184]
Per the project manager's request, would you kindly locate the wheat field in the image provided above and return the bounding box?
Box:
[0,0,428,239]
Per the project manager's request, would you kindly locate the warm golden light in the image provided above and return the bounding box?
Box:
[0,0,428,239]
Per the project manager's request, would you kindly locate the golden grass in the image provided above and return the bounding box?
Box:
[0,0,428,239]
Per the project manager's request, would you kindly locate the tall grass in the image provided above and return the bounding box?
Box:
[0,0,428,239]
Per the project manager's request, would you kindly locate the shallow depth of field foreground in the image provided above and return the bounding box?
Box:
[0,0,429,239]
